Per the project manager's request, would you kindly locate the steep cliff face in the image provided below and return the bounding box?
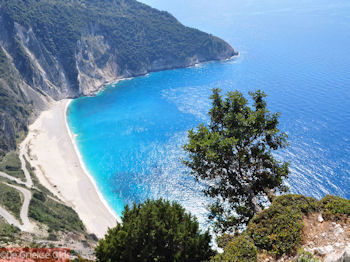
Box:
[0,0,237,155]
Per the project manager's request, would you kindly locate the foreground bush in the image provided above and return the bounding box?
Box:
[218,194,350,258]
[248,205,303,256]
[212,235,257,262]
[271,194,319,215]
[320,195,350,220]
[95,199,214,262]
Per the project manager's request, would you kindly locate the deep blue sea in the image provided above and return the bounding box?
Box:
[68,0,350,223]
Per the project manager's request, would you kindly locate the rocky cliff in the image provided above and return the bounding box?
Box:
[214,195,350,262]
[0,0,237,155]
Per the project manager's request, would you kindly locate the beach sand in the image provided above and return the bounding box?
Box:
[23,99,118,238]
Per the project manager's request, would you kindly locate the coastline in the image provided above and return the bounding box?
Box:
[86,54,238,97]
[23,99,118,238]
[64,100,122,224]
[18,57,238,238]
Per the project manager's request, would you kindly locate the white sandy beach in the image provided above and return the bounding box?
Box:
[23,99,118,238]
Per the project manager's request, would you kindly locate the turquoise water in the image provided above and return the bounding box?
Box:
[68,0,350,222]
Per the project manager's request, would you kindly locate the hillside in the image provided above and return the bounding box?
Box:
[0,0,236,156]
[215,194,350,262]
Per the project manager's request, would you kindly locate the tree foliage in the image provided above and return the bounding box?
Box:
[211,235,257,262]
[320,195,350,220]
[247,204,303,256]
[95,199,214,262]
[184,89,289,233]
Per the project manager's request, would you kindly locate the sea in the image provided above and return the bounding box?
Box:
[67,0,350,224]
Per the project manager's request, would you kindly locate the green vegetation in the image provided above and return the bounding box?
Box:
[0,151,25,180]
[297,249,320,262]
[94,194,350,261]
[0,182,22,220]
[184,89,289,233]
[29,189,85,233]
[0,46,31,156]
[95,199,214,262]
[215,194,350,259]
[248,204,303,256]
[26,158,81,234]
[212,235,257,262]
[271,194,319,215]
[25,157,60,201]
[0,218,20,243]
[320,195,350,220]
[1,0,233,76]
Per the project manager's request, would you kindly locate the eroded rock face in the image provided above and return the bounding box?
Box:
[302,214,350,262]
[324,245,350,262]
[76,33,119,96]
[0,0,237,154]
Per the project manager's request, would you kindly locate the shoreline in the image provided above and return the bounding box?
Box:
[20,57,238,238]
[63,100,121,224]
[85,55,238,97]
[23,99,118,238]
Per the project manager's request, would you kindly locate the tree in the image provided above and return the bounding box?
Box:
[95,199,214,262]
[184,89,289,233]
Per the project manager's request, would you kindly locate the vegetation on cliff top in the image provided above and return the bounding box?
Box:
[217,194,350,260]
[96,199,214,262]
[94,194,350,261]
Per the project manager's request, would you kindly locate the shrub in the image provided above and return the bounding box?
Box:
[320,195,350,220]
[212,235,257,262]
[212,194,350,259]
[297,249,320,262]
[248,205,303,256]
[33,191,46,202]
[47,232,58,241]
[0,182,22,220]
[95,199,214,262]
[0,152,25,180]
[29,196,85,233]
[272,194,319,215]
[216,234,236,249]
[0,219,20,240]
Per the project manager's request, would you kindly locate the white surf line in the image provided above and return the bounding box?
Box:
[5,183,35,232]
[64,100,121,224]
